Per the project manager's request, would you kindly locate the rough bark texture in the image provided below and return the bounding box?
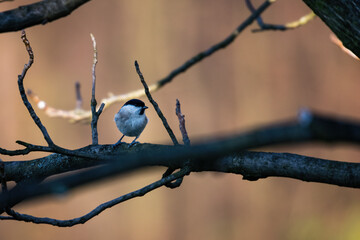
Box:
[0,0,91,33]
[303,0,360,58]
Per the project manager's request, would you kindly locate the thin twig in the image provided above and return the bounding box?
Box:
[135,61,179,145]
[175,99,190,146]
[27,0,274,124]
[75,81,82,109]
[90,33,105,145]
[330,34,359,60]
[246,0,315,32]
[0,167,190,227]
[18,30,55,147]
[162,99,191,188]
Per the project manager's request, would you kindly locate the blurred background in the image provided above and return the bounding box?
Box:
[1,0,360,239]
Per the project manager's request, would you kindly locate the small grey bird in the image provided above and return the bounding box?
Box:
[114,99,148,146]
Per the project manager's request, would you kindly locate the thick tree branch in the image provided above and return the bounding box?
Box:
[3,110,360,183]
[1,110,360,214]
[2,148,360,215]
[303,0,360,58]
[0,0,91,33]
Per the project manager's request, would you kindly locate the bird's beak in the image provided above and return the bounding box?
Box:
[144,106,149,110]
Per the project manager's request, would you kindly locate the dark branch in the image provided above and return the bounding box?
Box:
[135,60,179,145]
[0,0,91,33]
[135,61,182,187]
[246,0,315,32]
[302,0,360,58]
[2,111,360,212]
[23,0,274,123]
[18,30,55,147]
[3,110,360,184]
[157,0,274,88]
[163,99,191,188]
[0,168,190,227]
[176,99,190,146]
[2,148,360,215]
[75,81,82,109]
[90,34,104,145]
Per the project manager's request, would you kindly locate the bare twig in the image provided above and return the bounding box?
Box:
[27,90,92,123]
[176,99,190,146]
[162,99,191,188]
[246,0,315,32]
[284,12,316,29]
[0,0,91,33]
[0,143,53,156]
[27,0,274,124]
[75,82,83,109]
[135,61,179,145]
[90,33,105,145]
[0,167,190,227]
[330,34,359,60]
[18,30,55,147]
[0,31,108,159]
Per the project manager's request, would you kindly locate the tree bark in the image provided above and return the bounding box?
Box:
[303,0,360,58]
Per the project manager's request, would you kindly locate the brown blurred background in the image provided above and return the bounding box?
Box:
[1,0,360,239]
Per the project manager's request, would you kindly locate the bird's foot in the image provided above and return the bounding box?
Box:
[128,141,139,148]
[112,139,124,148]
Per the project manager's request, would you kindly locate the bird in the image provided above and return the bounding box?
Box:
[114,99,148,147]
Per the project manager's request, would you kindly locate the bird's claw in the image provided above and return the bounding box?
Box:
[128,141,139,148]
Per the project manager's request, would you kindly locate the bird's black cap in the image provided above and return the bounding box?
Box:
[124,99,146,108]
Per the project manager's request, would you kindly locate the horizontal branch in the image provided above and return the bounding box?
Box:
[1,150,360,214]
[3,110,360,183]
[1,111,360,211]
[0,0,91,33]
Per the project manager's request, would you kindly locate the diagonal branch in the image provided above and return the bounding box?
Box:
[0,0,91,33]
[330,34,359,61]
[18,30,55,147]
[26,0,275,124]
[135,61,179,145]
[302,0,360,58]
